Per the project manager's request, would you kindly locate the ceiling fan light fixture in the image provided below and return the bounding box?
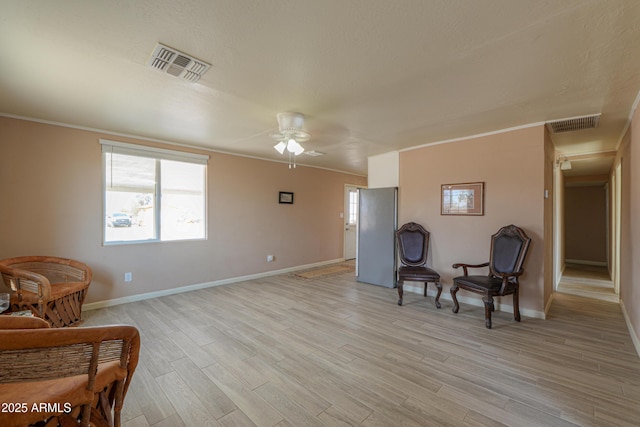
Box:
[271,112,311,168]
[274,141,286,154]
[287,139,304,155]
[278,113,305,132]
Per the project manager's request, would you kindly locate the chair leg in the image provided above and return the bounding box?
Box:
[482,295,494,329]
[80,403,92,427]
[434,281,442,309]
[513,287,521,322]
[397,281,404,306]
[450,283,460,313]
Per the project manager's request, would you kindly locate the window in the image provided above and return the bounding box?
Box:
[347,188,358,225]
[101,140,208,244]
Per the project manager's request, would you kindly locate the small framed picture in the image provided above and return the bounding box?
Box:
[279,191,294,204]
[441,182,484,215]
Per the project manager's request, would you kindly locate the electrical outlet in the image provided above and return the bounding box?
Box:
[267,255,274,262]
[124,272,132,282]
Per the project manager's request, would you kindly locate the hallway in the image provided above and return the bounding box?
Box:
[557,262,618,303]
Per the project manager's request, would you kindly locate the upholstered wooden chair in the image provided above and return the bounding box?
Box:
[0,318,140,427]
[450,224,531,329]
[396,222,442,307]
[0,256,92,327]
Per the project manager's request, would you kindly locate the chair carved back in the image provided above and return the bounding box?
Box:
[396,222,429,267]
[489,225,531,277]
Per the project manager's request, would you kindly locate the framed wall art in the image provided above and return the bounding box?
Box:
[441,182,484,215]
[279,191,294,204]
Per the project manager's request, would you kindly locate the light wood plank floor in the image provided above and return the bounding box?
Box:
[557,263,618,303]
[84,268,640,427]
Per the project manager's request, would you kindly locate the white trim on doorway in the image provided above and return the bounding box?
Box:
[344,184,367,260]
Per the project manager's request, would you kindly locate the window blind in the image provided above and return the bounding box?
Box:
[99,139,209,165]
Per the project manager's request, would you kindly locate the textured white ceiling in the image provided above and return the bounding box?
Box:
[1,0,639,176]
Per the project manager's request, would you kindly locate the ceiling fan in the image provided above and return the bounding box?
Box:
[271,112,311,168]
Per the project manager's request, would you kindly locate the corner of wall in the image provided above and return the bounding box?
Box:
[368,151,399,188]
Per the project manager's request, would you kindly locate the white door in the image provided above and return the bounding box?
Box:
[344,185,359,260]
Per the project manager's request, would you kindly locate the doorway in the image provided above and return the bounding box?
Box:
[613,162,622,294]
[555,159,620,302]
[344,185,364,260]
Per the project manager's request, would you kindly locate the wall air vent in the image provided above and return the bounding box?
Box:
[146,43,210,82]
[546,114,600,134]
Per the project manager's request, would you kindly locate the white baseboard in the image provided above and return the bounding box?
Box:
[544,292,555,317]
[84,258,345,311]
[555,264,565,291]
[565,259,607,267]
[402,285,546,320]
[620,299,640,358]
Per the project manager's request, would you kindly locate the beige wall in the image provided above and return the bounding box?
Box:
[399,125,547,316]
[564,185,608,263]
[620,104,640,350]
[0,116,366,304]
[368,151,399,188]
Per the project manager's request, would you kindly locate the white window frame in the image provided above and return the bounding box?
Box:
[100,139,209,245]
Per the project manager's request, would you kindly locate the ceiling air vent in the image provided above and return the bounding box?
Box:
[546,114,600,134]
[146,43,210,82]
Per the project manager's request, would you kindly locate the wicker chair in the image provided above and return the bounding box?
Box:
[0,315,50,329]
[0,256,92,327]
[0,318,140,427]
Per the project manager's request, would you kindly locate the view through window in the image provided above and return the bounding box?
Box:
[348,188,358,225]
[102,141,207,244]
